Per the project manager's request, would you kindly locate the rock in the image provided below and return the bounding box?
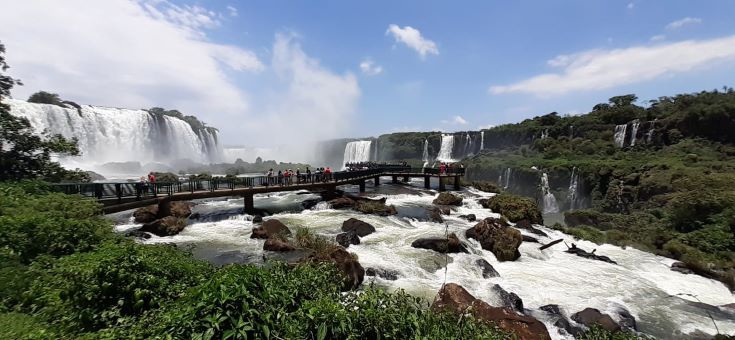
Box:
[427,207,444,223]
[475,259,500,278]
[189,212,201,220]
[571,308,621,333]
[327,248,365,290]
[522,235,539,243]
[411,233,468,253]
[328,197,356,209]
[514,219,548,237]
[336,231,361,248]
[459,214,477,222]
[539,304,583,337]
[365,267,399,280]
[124,229,151,239]
[251,219,292,239]
[301,198,322,210]
[263,238,296,251]
[466,217,522,261]
[252,215,263,224]
[139,216,187,236]
[161,201,194,218]
[353,200,397,216]
[491,284,523,312]
[433,192,463,206]
[341,218,376,237]
[133,205,158,223]
[615,308,637,331]
[481,194,543,224]
[432,283,551,340]
[439,206,451,215]
[671,261,693,274]
[418,254,453,273]
[721,303,735,310]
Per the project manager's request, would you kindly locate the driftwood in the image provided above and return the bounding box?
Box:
[539,238,563,251]
[564,243,617,265]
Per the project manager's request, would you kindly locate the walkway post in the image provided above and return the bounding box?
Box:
[359,179,366,193]
[402,175,409,182]
[374,176,380,186]
[392,176,398,184]
[243,193,255,215]
[454,175,461,191]
[424,176,430,189]
[439,176,446,192]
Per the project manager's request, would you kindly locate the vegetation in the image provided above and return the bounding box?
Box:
[481,193,543,224]
[27,91,63,106]
[148,107,218,136]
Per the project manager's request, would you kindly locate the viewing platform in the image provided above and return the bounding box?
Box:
[49,165,465,214]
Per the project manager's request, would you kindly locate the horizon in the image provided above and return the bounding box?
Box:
[2,0,735,147]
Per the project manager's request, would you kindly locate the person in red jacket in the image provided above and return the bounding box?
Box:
[147,172,156,193]
[439,163,446,175]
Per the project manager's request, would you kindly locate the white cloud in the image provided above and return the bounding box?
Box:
[0,0,262,119]
[489,35,735,96]
[650,34,666,41]
[359,59,383,76]
[627,3,634,9]
[441,115,468,125]
[479,124,495,130]
[226,5,238,17]
[666,17,702,30]
[386,24,439,58]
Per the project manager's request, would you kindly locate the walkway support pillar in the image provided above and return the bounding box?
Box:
[392,176,398,184]
[402,175,409,182]
[424,176,430,189]
[243,193,255,214]
[359,179,366,193]
[374,176,380,186]
[454,176,461,191]
[439,177,446,192]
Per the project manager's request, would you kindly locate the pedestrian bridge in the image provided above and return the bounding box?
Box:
[49,166,465,214]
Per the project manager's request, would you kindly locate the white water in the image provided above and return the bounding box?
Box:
[567,167,580,211]
[614,124,628,148]
[5,99,221,169]
[343,140,372,165]
[541,172,560,213]
[480,131,485,150]
[630,120,641,147]
[647,119,657,144]
[464,133,473,156]
[117,183,735,339]
[541,129,549,139]
[498,167,512,190]
[437,134,455,162]
[422,139,430,168]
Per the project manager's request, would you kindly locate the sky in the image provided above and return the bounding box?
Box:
[1,0,735,147]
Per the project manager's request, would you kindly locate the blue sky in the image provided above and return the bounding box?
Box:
[2,0,735,146]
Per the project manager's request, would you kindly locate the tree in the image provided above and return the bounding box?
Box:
[0,41,81,181]
[27,91,63,105]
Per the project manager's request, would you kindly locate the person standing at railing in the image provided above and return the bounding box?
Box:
[306,167,312,182]
[147,172,156,193]
[439,163,446,175]
[324,167,332,181]
[296,168,301,184]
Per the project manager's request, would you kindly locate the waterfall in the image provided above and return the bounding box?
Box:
[646,119,657,143]
[342,140,372,165]
[567,167,580,211]
[5,99,221,169]
[569,125,574,139]
[541,129,549,139]
[541,172,560,213]
[373,139,379,161]
[464,133,473,156]
[480,131,484,150]
[422,139,430,168]
[630,120,640,146]
[499,167,512,189]
[614,124,627,148]
[436,134,455,162]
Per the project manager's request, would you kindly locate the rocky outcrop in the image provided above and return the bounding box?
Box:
[571,308,621,333]
[433,192,463,206]
[476,259,500,278]
[365,267,399,280]
[139,216,187,236]
[514,219,548,237]
[432,283,551,340]
[411,233,468,253]
[480,194,543,224]
[326,248,364,290]
[252,215,263,224]
[459,214,477,222]
[263,238,296,251]
[427,207,444,223]
[251,219,292,239]
[336,231,360,248]
[353,199,397,216]
[328,197,356,209]
[491,284,523,312]
[341,218,375,237]
[671,261,693,274]
[539,304,583,337]
[125,230,151,240]
[466,218,522,261]
[133,205,159,223]
[159,201,194,219]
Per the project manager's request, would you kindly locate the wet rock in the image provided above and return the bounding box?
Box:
[565,244,617,264]
[328,197,356,209]
[301,198,322,210]
[615,307,637,331]
[475,259,500,278]
[459,214,477,222]
[336,231,360,248]
[722,303,735,310]
[327,248,365,290]
[133,205,158,223]
[411,233,468,254]
[671,261,693,274]
[365,267,399,280]
[353,200,397,216]
[539,304,583,337]
[251,219,292,239]
[432,283,551,340]
[189,212,201,220]
[263,249,314,264]
[491,284,523,312]
[571,308,621,333]
[341,218,376,237]
[263,238,296,251]
[439,206,451,215]
[252,215,263,224]
[433,192,463,206]
[466,217,522,261]
[160,201,194,219]
[514,219,548,237]
[139,216,187,236]
[522,235,539,243]
[418,254,453,273]
[481,194,543,224]
[427,207,444,223]
[125,229,151,240]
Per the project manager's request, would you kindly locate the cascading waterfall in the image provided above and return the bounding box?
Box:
[373,139,379,161]
[5,99,221,168]
[342,140,372,165]
[646,119,657,144]
[629,120,640,146]
[422,139,430,168]
[614,124,628,148]
[480,131,485,150]
[498,167,512,189]
[541,172,560,213]
[541,129,549,139]
[567,167,580,211]
[436,134,455,162]
[464,133,473,156]
[569,125,574,138]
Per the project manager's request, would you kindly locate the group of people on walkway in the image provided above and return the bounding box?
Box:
[136,172,157,195]
[344,161,408,171]
[437,162,465,175]
[265,167,333,186]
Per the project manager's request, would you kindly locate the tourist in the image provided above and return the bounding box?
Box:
[148,172,156,193]
[266,168,274,186]
[296,168,301,184]
[306,167,311,182]
[324,167,332,181]
[439,163,446,175]
[277,170,283,186]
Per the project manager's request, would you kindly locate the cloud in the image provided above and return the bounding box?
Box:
[441,115,468,125]
[489,35,735,96]
[666,17,702,30]
[359,59,383,76]
[386,24,439,58]
[478,124,495,130]
[627,3,634,9]
[226,5,238,17]
[650,34,666,41]
[0,0,262,119]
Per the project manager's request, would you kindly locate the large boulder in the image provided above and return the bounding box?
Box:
[160,201,194,218]
[341,218,376,237]
[539,304,583,337]
[476,259,500,278]
[514,219,548,237]
[466,218,522,261]
[427,207,444,223]
[411,233,468,254]
[353,200,397,216]
[251,219,292,239]
[365,267,399,280]
[480,194,543,224]
[459,214,477,222]
[571,308,621,333]
[328,197,356,209]
[263,238,296,251]
[133,205,158,223]
[491,284,523,312]
[139,216,187,236]
[336,231,360,248]
[327,248,365,290]
[433,192,463,206]
[432,283,551,340]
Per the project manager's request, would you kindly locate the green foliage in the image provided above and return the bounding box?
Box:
[148,107,218,135]
[483,193,543,224]
[0,312,58,340]
[470,180,503,193]
[578,325,649,340]
[27,91,63,106]
[294,227,340,258]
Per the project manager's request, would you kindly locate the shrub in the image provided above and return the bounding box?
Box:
[0,312,57,340]
[470,181,503,193]
[483,193,543,224]
[294,227,340,258]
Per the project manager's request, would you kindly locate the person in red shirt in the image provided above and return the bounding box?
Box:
[439,163,446,175]
[147,172,156,193]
